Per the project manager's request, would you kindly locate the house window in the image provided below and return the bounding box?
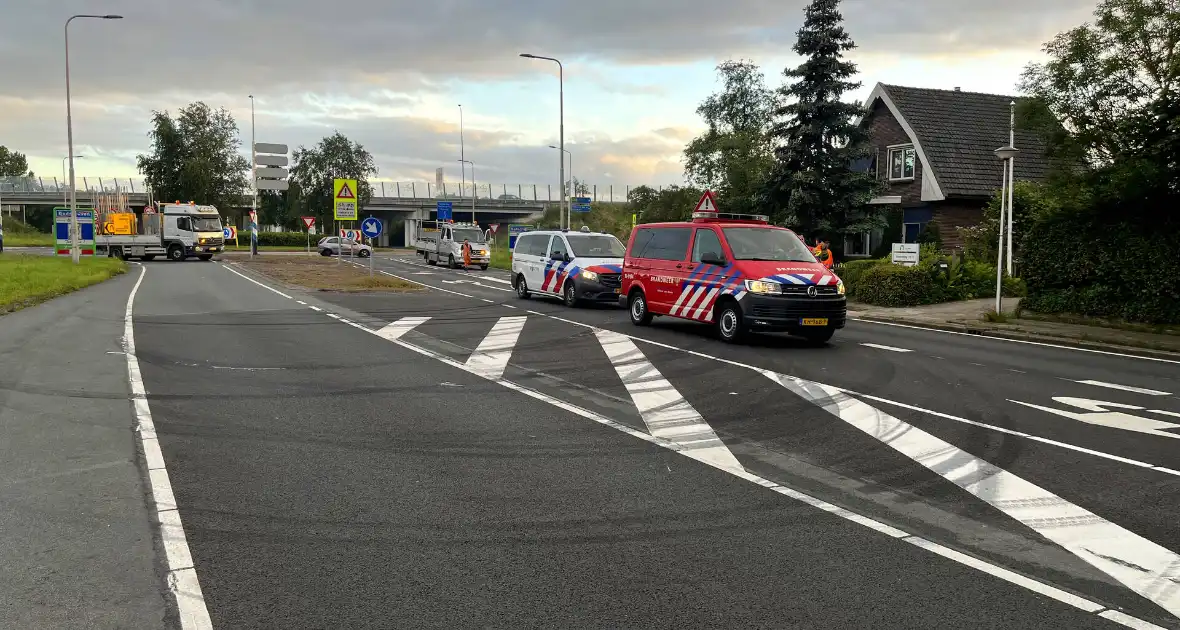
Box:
[903,222,922,243]
[844,231,871,257]
[888,146,916,180]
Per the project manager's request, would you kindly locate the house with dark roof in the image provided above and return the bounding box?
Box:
[848,83,1053,255]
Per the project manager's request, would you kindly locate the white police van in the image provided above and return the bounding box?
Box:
[511,227,626,307]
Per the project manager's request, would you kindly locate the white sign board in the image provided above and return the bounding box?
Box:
[891,243,920,266]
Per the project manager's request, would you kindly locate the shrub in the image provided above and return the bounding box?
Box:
[833,258,885,298]
[855,263,939,307]
[233,231,319,247]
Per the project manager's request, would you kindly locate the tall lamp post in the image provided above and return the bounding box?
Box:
[993,145,1019,314]
[459,159,476,223]
[548,145,572,222]
[519,53,565,229]
[62,155,84,206]
[248,95,257,257]
[66,13,123,263]
[458,104,465,203]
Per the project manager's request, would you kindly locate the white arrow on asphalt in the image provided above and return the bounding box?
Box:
[1009,397,1180,440]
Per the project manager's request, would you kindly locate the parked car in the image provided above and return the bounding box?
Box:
[318,236,372,258]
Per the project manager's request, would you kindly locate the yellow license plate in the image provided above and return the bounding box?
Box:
[800,318,828,326]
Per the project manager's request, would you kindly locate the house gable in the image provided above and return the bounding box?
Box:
[861,83,946,202]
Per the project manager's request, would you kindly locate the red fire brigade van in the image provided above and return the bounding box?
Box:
[619,191,846,344]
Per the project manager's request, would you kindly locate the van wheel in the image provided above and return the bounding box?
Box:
[716,301,745,343]
[320,248,332,257]
[563,281,579,307]
[426,256,437,266]
[167,245,185,261]
[479,265,488,271]
[197,254,213,261]
[514,274,531,299]
[629,291,652,326]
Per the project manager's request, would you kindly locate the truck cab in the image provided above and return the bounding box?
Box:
[423,222,489,270]
[97,202,224,262]
[620,202,846,344]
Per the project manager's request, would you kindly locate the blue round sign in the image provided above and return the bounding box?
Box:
[361,217,383,238]
[223,227,233,239]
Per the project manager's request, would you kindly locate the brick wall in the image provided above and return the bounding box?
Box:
[931,200,986,250]
[864,101,922,203]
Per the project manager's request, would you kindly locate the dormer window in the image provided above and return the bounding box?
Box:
[888,145,916,180]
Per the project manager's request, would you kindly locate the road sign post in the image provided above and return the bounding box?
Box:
[361,217,382,276]
[334,179,358,266]
[302,216,315,254]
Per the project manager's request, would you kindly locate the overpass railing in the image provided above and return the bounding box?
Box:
[0,176,646,203]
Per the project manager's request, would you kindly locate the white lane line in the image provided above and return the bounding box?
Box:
[296,300,307,305]
[595,329,743,472]
[1100,609,1171,629]
[221,263,292,299]
[389,256,513,284]
[465,316,527,380]
[481,298,495,303]
[852,392,1174,473]
[1009,398,1180,441]
[308,305,322,312]
[853,318,1180,365]
[236,265,1166,629]
[122,265,212,630]
[763,369,1180,620]
[1075,380,1171,396]
[860,343,913,353]
[376,316,429,341]
[1150,409,1180,419]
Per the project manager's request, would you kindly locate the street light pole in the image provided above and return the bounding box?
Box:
[249,95,257,258]
[66,14,122,264]
[548,145,572,226]
[459,159,476,222]
[993,145,1019,314]
[458,104,465,204]
[1006,100,1016,276]
[62,155,84,207]
[520,53,565,229]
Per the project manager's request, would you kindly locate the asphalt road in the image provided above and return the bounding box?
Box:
[38,253,1177,628]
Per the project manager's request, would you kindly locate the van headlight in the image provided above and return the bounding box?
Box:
[198,237,207,244]
[744,279,781,294]
[580,270,598,281]
[837,280,845,295]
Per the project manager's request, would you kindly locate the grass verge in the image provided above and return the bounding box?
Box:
[4,232,55,247]
[232,255,421,292]
[0,254,127,314]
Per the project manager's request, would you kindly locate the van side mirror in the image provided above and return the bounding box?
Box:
[701,252,725,266]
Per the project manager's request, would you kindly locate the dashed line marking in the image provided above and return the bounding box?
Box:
[860,343,912,353]
[1075,380,1171,396]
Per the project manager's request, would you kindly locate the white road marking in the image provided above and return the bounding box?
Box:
[595,329,743,472]
[1075,380,1171,396]
[122,265,212,629]
[860,343,912,353]
[1099,610,1171,629]
[221,263,292,299]
[296,300,307,305]
[1150,409,1180,419]
[852,392,1175,473]
[225,263,1170,629]
[481,298,495,303]
[376,316,430,341]
[308,305,322,312]
[389,256,513,283]
[764,370,1180,620]
[465,316,527,379]
[211,366,283,371]
[853,318,1180,364]
[1010,397,1180,440]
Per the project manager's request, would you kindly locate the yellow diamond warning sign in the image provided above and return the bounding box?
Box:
[333,178,358,220]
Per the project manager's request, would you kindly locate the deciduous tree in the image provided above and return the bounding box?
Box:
[0,146,32,177]
[137,102,250,211]
[289,131,378,230]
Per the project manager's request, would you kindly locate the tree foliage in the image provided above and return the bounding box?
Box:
[763,0,881,238]
[137,102,250,211]
[288,131,378,230]
[683,61,775,215]
[1019,0,1180,169]
[627,185,703,224]
[0,146,32,177]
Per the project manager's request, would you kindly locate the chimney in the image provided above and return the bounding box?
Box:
[954,87,961,91]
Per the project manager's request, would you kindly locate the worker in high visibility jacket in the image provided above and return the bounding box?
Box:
[813,239,834,269]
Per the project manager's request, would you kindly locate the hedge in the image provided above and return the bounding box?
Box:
[1020,210,1180,324]
[840,244,1025,308]
[232,231,322,247]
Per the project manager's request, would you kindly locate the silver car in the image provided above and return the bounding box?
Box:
[318,236,372,258]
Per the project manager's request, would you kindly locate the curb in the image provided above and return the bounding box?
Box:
[851,315,1180,361]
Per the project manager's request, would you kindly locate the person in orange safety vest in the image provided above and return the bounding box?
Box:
[813,239,834,269]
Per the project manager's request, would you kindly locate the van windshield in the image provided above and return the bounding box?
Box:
[722,227,816,262]
[191,217,222,232]
[566,234,625,258]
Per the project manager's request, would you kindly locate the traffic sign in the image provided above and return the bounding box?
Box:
[489,223,500,234]
[256,154,288,167]
[437,201,453,221]
[361,217,383,239]
[301,216,316,230]
[223,226,237,240]
[694,190,718,213]
[572,196,592,213]
[254,142,289,192]
[508,223,532,249]
[334,178,358,220]
[340,229,362,241]
[254,143,288,154]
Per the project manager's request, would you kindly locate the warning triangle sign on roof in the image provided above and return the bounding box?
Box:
[336,182,355,199]
[694,190,718,213]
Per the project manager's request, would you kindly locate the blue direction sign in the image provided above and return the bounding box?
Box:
[436,201,453,221]
[572,196,592,213]
[361,216,383,239]
[508,224,532,249]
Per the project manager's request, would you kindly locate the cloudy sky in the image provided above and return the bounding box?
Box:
[1,0,1094,192]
